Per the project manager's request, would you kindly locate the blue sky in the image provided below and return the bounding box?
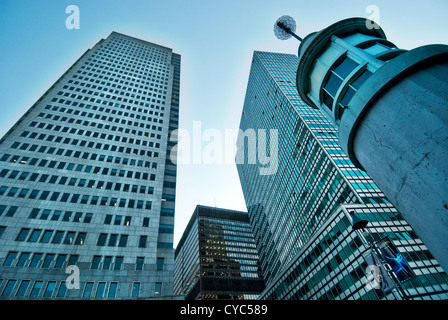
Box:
[0,0,447,246]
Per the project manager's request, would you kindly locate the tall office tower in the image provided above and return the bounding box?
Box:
[293,17,448,274]
[0,32,180,299]
[174,205,265,300]
[236,51,448,300]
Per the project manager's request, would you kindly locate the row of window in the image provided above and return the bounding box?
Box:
[3,251,79,268]
[0,278,153,298]
[46,94,165,124]
[14,228,159,248]
[69,74,167,110]
[30,114,162,146]
[12,129,161,160]
[0,185,153,210]
[3,250,166,272]
[1,167,156,194]
[16,228,86,245]
[67,72,166,106]
[46,96,165,123]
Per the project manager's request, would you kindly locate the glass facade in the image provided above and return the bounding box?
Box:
[174,205,265,300]
[0,32,180,299]
[236,51,448,300]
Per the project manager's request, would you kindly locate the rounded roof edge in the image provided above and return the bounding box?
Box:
[296,17,387,108]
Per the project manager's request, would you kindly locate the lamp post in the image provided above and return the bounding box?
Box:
[349,211,410,300]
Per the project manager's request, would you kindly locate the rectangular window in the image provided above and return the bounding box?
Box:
[16,228,30,241]
[30,281,43,297]
[108,282,118,298]
[16,252,30,267]
[138,235,147,248]
[43,281,56,298]
[131,282,140,298]
[4,251,18,266]
[95,282,106,298]
[136,257,144,270]
[16,280,30,297]
[1,280,17,297]
[97,233,107,246]
[83,282,94,298]
[154,282,162,296]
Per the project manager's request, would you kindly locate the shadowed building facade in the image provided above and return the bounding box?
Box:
[174,205,265,300]
[294,17,448,273]
[0,32,180,299]
[236,50,448,300]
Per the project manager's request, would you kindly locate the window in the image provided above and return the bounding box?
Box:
[16,280,30,297]
[83,282,94,298]
[75,233,86,245]
[97,233,107,246]
[2,280,17,296]
[30,281,43,297]
[42,254,55,268]
[118,234,128,247]
[96,282,106,298]
[108,282,118,298]
[157,258,164,271]
[52,231,64,244]
[131,282,140,297]
[30,253,43,268]
[4,251,17,266]
[16,228,30,241]
[138,235,147,248]
[103,256,112,270]
[154,282,162,296]
[44,281,56,298]
[17,252,30,267]
[91,256,101,270]
[64,232,76,244]
[108,233,122,247]
[56,282,67,298]
[55,255,67,268]
[336,69,372,120]
[136,257,144,270]
[322,56,359,111]
[114,257,123,270]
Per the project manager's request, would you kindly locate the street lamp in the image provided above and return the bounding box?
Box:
[348,211,410,299]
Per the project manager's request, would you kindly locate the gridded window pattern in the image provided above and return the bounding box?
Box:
[236,51,448,300]
[0,31,180,299]
[174,206,265,300]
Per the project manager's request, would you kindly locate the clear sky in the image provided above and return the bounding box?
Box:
[1,0,447,247]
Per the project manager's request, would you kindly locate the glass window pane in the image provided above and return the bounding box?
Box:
[334,56,358,79]
[16,280,30,297]
[131,282,140,297]
[108,282,118,298]
[351,70,372,90]
[57,282,67,298]
[324,73,343,97]
[1,280,17,296]
[340,86,356,107]
[83,282,94,298]
[95,282,106,298]
[322,90,334,110]
[30,281,43,297]
[44,281,56,297]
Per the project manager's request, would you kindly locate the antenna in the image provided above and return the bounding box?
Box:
[274,15,302,42]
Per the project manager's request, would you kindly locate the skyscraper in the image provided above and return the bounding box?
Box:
[236,51,448,300]
[0,32,180,299]
[174,205,265,300]
[293,17,448,274]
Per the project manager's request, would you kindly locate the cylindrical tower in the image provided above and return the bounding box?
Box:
[295,18,448,271]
